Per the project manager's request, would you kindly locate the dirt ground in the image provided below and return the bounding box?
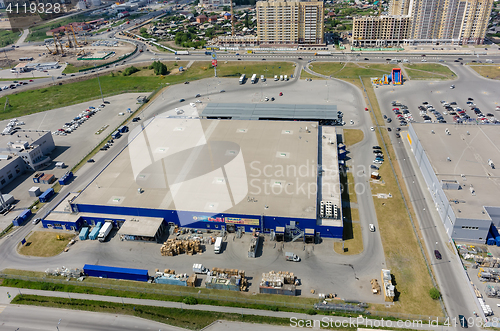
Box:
[0,41,135,69]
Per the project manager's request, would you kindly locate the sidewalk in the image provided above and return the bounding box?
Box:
[0,286,447,330]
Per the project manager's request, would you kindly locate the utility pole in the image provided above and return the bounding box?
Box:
[230,1,235,36]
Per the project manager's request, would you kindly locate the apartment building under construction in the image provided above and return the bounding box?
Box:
[352,15,410,47]
[256,0,324,46]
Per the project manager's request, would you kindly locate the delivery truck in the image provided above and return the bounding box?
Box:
[285,252,300,262]
[193,263,209,274]
[214,236,223,254]
[98,221,113,242]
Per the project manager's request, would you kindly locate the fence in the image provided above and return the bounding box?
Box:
[1,272,446,322]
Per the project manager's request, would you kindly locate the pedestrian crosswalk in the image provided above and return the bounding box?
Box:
[0,305,6,314]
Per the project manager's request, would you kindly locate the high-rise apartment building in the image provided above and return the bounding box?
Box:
[352,15,410,47]
[407,0,493,44]
[353,0,493,45]
[256,0,324,46]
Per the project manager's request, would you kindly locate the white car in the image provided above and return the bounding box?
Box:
[374,159,383,164]
[370,127,375,131]
[369,224,375,232]
[450,85,455,89]
[350,120,354,125]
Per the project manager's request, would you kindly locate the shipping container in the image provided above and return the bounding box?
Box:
[205,275,241,291]
[79,227,89,240]
[259,284,296,296]
[39,188,54,203]
[12,209,32,226]
[58,171,74,185]
[33,172,44,183]
[89,222,103,240]
[154,275,187,286]
[83,264,149,282]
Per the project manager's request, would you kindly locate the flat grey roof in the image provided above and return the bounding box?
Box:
[412,123,500,220]
[74,118,319,221]
[0,131,49,151]
[201,103,340,121]
[118,217,164,237]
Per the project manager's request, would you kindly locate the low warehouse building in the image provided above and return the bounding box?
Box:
[117,216,165,242]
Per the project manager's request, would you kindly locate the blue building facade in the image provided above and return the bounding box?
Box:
[73,203,343,239]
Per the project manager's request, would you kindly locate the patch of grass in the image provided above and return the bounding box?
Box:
[12,295,298,331]
[310,62,397,78]
[300,69,325,80]
[404,63,455,80]
[0,61,294,120]
[343,129,364,147]
[63,64,95,74]
[334,208,363,255]
[469,65,500,80]
[0,29,21,47]
[18,231,74,257]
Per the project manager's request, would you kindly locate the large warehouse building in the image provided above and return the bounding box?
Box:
[408,123,500,243]
[58,116,343,239]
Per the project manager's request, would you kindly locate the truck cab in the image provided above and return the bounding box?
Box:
[285,252,300,262]
[214,236,223,254]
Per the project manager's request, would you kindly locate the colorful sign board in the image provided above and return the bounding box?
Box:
[193,215,259,226]
[206,46,220,51]
[212,59,218,67]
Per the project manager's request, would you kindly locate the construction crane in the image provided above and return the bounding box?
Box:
[70,25,80,47]
[65,28,73,48]
[45,45,56,55]
[230,0,235,36]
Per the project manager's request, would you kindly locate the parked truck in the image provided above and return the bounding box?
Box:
[251,73,257,84]
[175,51,189,55]
[98,221,113,242]
[214,236,223,254]
[285,252,300,262]
[193,263,209,274]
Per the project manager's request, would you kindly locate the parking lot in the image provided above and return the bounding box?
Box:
[374,65,500,135]
[0,93,144,231]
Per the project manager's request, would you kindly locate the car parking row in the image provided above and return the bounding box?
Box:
[1,79,34,90]
[53,103,106,136]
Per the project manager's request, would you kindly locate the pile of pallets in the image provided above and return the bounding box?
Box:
[187,274,197,287]
[260,271,296,287]
[160,238,202,256]
[370,279,381,294]
[209,268,248,291]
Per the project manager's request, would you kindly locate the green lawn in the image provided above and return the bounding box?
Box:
[308,62,397,78]
[404,63,455,80]
[0,61,294,120]
[0,29,21,48]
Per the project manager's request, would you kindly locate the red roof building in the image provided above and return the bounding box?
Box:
[196,14,208,23]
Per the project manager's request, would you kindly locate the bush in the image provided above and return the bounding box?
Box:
[429,287,440,300]
[148,61,168,75]
[182,296,198,305]
[123,66,139,76]
[306,309,317,315]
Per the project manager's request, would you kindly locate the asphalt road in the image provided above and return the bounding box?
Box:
[0,304,178,331]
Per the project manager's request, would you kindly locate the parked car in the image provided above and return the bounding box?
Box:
[179,99,185,102]
[32,218,41,225]
[369,224,375,232]
[87,159,95,163]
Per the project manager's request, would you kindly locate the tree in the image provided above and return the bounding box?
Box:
[140,27,147,35]
[149,61,168,75]
[245,13,249,28]
[429,287,440,300]
[123,66,139,76]
[223,5,230,11]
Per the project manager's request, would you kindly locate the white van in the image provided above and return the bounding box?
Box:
[274,75,278,81]
[260,74,265,82]
[284,75,288,81]
[214,236,223,254]
[279,75,284,81]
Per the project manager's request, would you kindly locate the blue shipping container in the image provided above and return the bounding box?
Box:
[83,264,149,282]
[79,227,89,240]
[39,188,54,203]
[12,209,32,226]
[89,222,103,240]
[58,172,74,185]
